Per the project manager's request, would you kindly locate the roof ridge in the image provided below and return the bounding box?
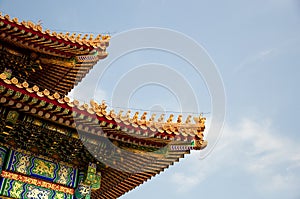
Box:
[0,12,111,49]
[0,72,207,148]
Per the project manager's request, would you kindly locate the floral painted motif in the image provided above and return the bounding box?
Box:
[9,181,23,198]
[6,150,78,187]
[57,165,70,185]
[54,191,65,199]
[0,146,8,172]
[32,159,55,178]
[1,171,74,195]
[75,184,91,199]
[15,154,30,174]
[0,177,74,199]
[26,186,51,199]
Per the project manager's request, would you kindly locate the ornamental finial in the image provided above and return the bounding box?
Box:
[100,100,107,115]
[167,114,174,123]
[149,113,156,122]
[157,114,165,122]
[131,112,139,123]
[177,114,182,124]
[185,115,192,124]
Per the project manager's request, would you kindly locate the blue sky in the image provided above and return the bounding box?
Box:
[1,0,300,198]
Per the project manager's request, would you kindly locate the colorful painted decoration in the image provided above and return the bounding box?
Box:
[74,164,101,199]
[5,150,78,188]
[74,184,91,199]
[0,148,100,199]
[6,111,19,124]
[3,68,12,79]
[91,172,101,190]
[75,173,91,199]
[1,171,74,195]
[0,177,74,199]
[83,163,97,186]
[0,146,8,173]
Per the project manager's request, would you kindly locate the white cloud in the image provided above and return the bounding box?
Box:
[259,49,274,57]
[234,48,277,74]
[171,172,203,193]
[169,118,300,197]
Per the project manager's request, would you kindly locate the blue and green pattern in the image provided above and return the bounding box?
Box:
[0,149,101,199]
[0,178,74,199]
[5,150,78,188]
[0,146,8,173]
[74,165,101,199]
[75,173,91,199]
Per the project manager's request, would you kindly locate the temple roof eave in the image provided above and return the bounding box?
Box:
[0,73,207,149]
[0,13,110,58]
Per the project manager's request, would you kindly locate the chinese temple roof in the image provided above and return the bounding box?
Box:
[0,13,207,199]
[0,13,110,96]
[0,73,206,148]
[0,72,207,198]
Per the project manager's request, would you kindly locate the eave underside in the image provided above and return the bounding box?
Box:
[0,107,191,198]
[0,13,110,96]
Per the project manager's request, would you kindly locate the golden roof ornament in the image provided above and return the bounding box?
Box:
[177,114,182,124]
[167,114,174,123]
[131,112,139,123]
[116,110,123,119]
[100,100,107,115]
[149,113,156,122]
[157,114,165,123]
[138,112,147,126]
[185,115,192,124]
